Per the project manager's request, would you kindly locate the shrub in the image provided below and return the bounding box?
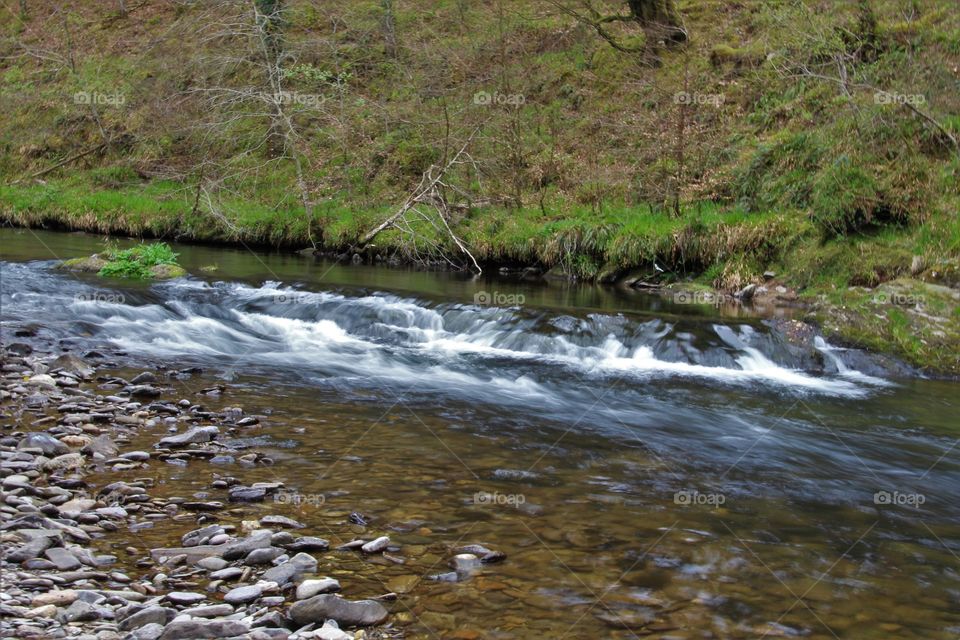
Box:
[98,242,180,279]
[810,157,881,236]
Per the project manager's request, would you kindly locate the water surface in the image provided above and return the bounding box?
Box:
[1,228,958,639]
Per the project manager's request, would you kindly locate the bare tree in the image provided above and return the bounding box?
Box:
[184,0,336,247]
[547,0,686,53]
[766,1,958,157]
[381,0,397,58]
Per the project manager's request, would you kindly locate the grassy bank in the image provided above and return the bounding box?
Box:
[3,178,958,375]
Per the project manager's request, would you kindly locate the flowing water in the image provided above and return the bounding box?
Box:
[1,228,959,639]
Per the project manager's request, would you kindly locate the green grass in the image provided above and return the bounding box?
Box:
[98,241,180,279]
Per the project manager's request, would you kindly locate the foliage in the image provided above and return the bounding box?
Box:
[98,242,180,279]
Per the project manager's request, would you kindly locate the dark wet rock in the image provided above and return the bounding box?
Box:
[457,544,507,563]
[59,599,106,622]
[158,426,219,448]
[283,536,329,553]
[8,536,53,563]
[228,485,267,502]
[131,372,157,384]
[261,552,317,586]
[181,501,224,512]
[245,546,284,565]
[19,433,70,456]
[288,594,389,628]
[7,342,33,356]
[222,530,273,560]
[260,515,305,529]
[50,353,94,378]
[129,385,162,398]
[251,610,287,629]
[118,605,177,632]
[158,619,249,640]
[182,524,225,548]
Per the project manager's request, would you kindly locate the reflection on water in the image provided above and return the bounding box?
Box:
[1,228,959,639]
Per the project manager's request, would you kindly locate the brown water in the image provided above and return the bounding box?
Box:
[2,228,959,639]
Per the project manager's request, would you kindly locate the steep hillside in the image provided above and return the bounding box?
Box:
[1,0,958,370]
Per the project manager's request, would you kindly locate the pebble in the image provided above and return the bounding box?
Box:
[164,592,206,606]
[360,536,390,554]
[223,584,262,605]
[296,578,342,600]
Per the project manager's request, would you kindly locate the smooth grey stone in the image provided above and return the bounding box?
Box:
[288,594,388,628]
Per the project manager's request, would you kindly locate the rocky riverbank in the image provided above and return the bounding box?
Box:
[0,344,505,640]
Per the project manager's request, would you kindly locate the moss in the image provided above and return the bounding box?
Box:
[709,43,765,68]
[812,278,960,374]
[149,263,187,279]
[59,255,108,272]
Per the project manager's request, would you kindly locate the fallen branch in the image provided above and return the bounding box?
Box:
[357,126,482,249]
[10,143,108,185]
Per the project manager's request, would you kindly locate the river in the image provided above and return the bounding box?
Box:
[1,228,958,639]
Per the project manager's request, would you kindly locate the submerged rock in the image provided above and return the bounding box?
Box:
[158,426,219,448]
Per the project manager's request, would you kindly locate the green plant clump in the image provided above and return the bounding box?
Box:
[98,242,180,279]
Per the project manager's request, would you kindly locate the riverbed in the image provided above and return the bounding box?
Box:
[1,228,958,639]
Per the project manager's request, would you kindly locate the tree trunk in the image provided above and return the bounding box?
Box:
[628,0,685,43]
[381,0,397,58]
